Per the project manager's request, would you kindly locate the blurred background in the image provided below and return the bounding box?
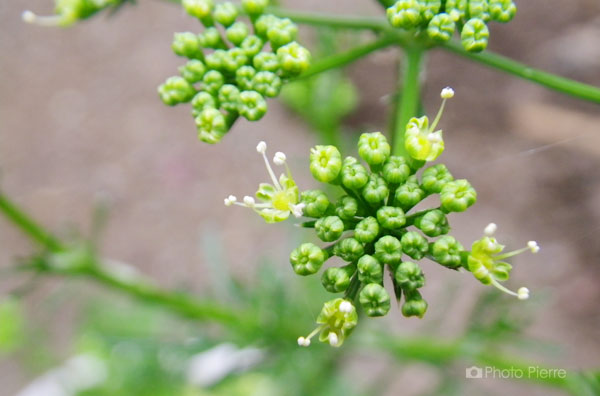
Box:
[1,0,599,395]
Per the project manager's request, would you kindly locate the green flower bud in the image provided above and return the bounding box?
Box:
[202,70,225,96]
[252,71,282,98]
[241,0,269,16]
[315,215,345,242]
[401,289,428,318]
[400,231,429,260]
[182,0,214,20]
[386,0,422,29]
[341,157,369,190]
[200,27,225,49]
[430,235,464,269]
[205,49,226,70]
[335,196,359,220]
[253,14,279,38]
[468,0,490,21]
[300,190,330,218]
[355,216,380,244]
[362,174,389,205]
[179,59,207,83]
[315,298,358,347]
[253,52,280,72]
[195,108,227,144]
[419,0,441,21]
[359,283,391,317]
[267,18,298,49]
[420,164,454,194]
[334,238,365,262]
[240,35,264,58]
[461,18,489,53]
[236,66,256,91]
[394,176,425,210]
[218,84,241,113]
[226,21,249,47]
[191,91,217,117]
[238,90,268,121]
[321,264,355,293]
[376,206,406,230]
[222,48,249,74]
[374,235,402,268]
[427,13,456,42]
[277,42,311,77]
[358,132,391,167]
[489,0,517,23]
[445,0,467,22]
[290,242,327,276]
[158,76,196,106]
[357,255,383,284]
[440,179,477,212]
[310,145,342,183]
[394,261,425,290]
[382,155,411,185]
[213,2,238,27]
[172,32,203,59]
[414,209,449,237]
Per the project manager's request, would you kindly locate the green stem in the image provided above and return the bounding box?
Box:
[392,47,424,156]
[441,41,600,104]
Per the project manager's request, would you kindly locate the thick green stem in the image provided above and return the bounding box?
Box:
[392,47,424,156]
[441,41,600,104]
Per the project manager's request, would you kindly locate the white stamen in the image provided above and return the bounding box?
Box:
[256,141,267,154]
[224,195,237,206]
[273,152,286,166]
[243,196,256,207]
[328,332,339,347]
[486,241,496,251]
[527,241,539,253]
[22,10,36,23]
[20,10,63,26]
[484,223,497,236]
[517,287,530,300]
[441,87,455,99]
[290,203,305,218]
[297,337,306,346]
[339,301,353,314]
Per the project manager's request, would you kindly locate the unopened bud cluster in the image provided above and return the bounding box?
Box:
[158,0,311,144]
[386,0,517,52]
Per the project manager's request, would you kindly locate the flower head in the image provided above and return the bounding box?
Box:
[298,298,358,348]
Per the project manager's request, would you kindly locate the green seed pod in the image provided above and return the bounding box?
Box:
[252,71,282,98]
[430,235,464,269]
[315,215,345,242]
[394,261,425,290]
[241,0,269,16]
[172,32,203,59]
[226,21,250,47]
[358,132,391,167]
[341,157,369,190]
[238,90,268,121]
[414,209,449,237]
[267,18,298,49]
[217,84,241,113]
[236,66,256,91]
[240,35,264,58]
[387,0,422,29]
[300,190,330,218]
[362,174,389,205]
[195,108,227,144]
[376,206,406,230]
[401,289,428,318]
[400,231,429,260]
[382,155,411,185]
[334,238,365,262]
[420,164,454,194]
[468,0,490,21]
[419,0,442,21]
[359,283,391,317]
[310,145,342,183]
[489,0,517,23]
[290,242,327,276]
[213,2,238,27]
[440,179,477,212]
[394,176,425,210]
[199,27,225,49]
[158,76,196,106]
[357,255,383,284]
[461,18,489,53]
[202,70,225,96]
[277,41,311,77]
[354,216,380,244]
[182,0,214,20]
[253,14,279,38]
[427,13,456,42]
[321,264,355,293]
[335,196,359,220]
[191,92,217,117]
[374,235,402,268]
[179,59,207,83]
[205,49,226,71]
[253,52,280,72]
[445,0,468,22]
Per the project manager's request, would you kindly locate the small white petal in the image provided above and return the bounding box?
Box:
[527,241,540,253]
[273,152,286,166]
[517,287,530,300]
[441,87,455,99]
[256,141,267,154]
[484,223,497,236]
[243,196,255,207]
[339,301,353,314]
[328,333,339,347]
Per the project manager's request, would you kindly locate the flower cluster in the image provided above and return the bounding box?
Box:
[386,0,517,52]
[22,0,120,27]
[158,0,311,144]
